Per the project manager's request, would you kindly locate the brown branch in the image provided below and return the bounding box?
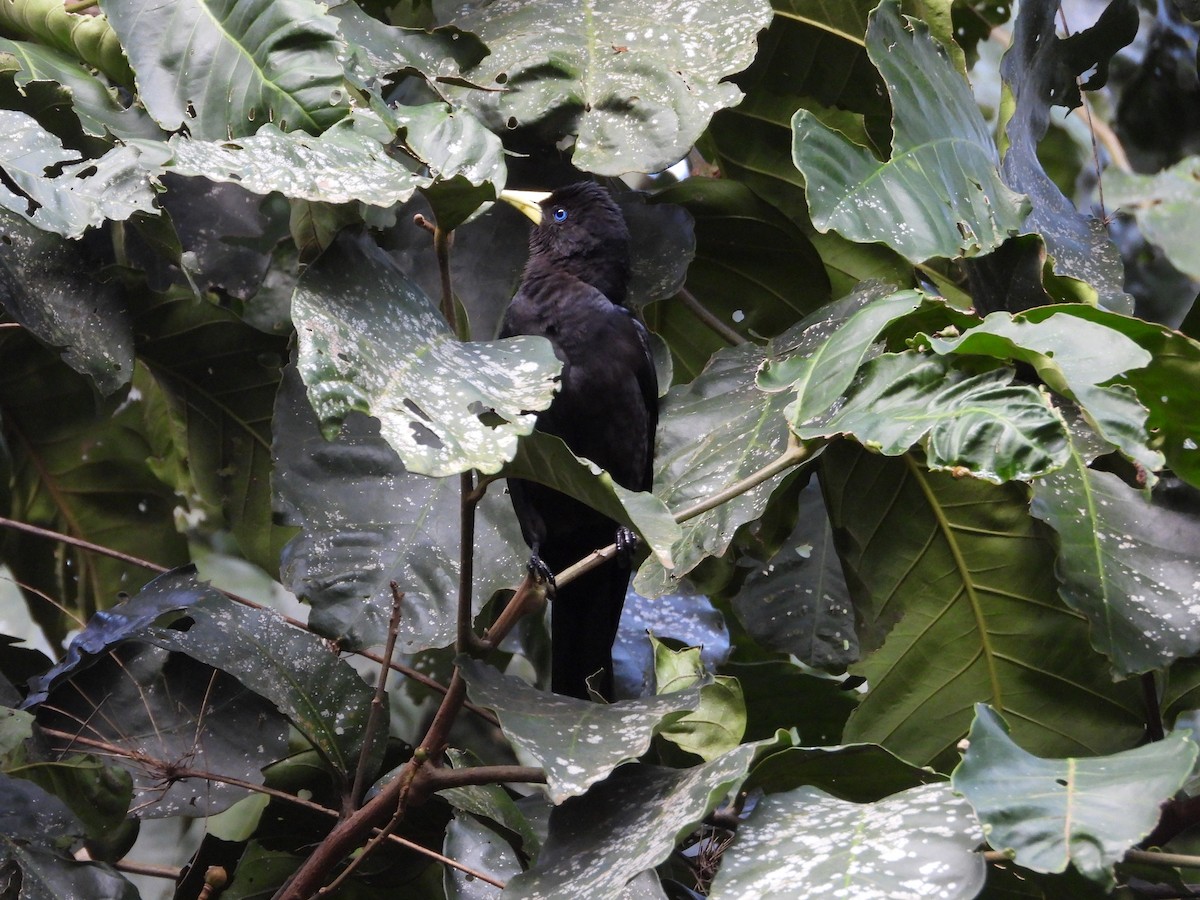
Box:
[350,584,405,809]
[274,574,547,899]
[0,516,168,573]
[111,859,182,880]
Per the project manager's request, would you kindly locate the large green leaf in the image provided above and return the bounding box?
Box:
[0,212,133,396]
[292,233,561,477]
[0,110,156,239]
[157,112,429,207]
[0,839,137,900]
[500,746,758,899]
[452,0,773,175]
[133,290,291,573]
[743,741,941,800]
[731,481,857,671]
[1107,156,1200,281]
[273,365,527,652]
[633,340,796,597]
[823,443,1145,768]
[99,0,349,139]
[0,334,189,642]
[952,705,1197,886]
[1031,432,1200,676]
[791,0,1028,263]
[460,658,701,804]
[925,307,1162,472]
[0,39,161,141]
[710,782,985,900]
[0,0,132,86]
[997,0,1134,312]
[143,583,386,785]
[796,352,1069,484]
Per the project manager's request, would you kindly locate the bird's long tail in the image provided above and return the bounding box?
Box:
[550,556,631,701]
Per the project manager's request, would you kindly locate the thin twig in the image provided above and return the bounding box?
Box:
[111,859,182,880]
[0,516,168,573]
[675,287,747,346]
[350,584,405,808]
[1126,848,1200,869]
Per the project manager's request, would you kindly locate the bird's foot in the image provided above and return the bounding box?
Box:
[527,554,557,594]
[615,527,639,564]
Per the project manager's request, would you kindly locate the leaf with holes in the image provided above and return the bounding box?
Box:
[0,110,156,238]
[710,782,985,900]
[452,0,773,176]
[292,232,561,478]
[953,705,1197,886]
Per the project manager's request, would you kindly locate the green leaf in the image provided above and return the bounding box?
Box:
[504,432,680,568]
[133,290,291,573]
[1035,305,1200,489]
[824,443,1145,768]
[459,658,701,804]
[440,749,541,859]
[143,583,386,786]
[710,782,985,900]
[292,233,562,477]
[0,0,132,86]
[500,746,758,899]
[743,742,941,801]
[0,39,161,141]
[1107,156,1200,281]
[952,705,1198,886]
[731,481,858,671]
[1031,436,1200,676]
[158,113,428,207]
[0,212,133,395]
[797,352,1069,484]
[651,638,745,761]
[757,283,922,410]
[792,0,1028,262]
[0,110,156,239]
[329,0,487,89]
[444,811,524,899]
[925,307,1162,472]
[997,0,1135,312]
[634,341,796,597]
[274,365,527,651]
[0,334,189,642]
[100,0,349,139]
[453,0,773,175]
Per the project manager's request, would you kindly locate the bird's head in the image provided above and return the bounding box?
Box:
[500,182,631,304]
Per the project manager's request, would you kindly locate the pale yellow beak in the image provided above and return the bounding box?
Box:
[498,189,551,225]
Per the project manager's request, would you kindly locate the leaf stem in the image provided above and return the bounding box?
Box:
[554,436,810,588]
[675,287,746,347]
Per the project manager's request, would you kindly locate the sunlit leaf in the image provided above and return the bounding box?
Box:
[710,782,985,900]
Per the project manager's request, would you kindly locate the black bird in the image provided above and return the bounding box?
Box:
[499,182,658,701]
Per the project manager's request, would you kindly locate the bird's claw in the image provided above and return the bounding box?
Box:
[615,527,639,563]
[527,554,557,593]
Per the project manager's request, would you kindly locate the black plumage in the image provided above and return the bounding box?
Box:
[500,182,658,700]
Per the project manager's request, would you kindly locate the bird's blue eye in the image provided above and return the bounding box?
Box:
[552,207,568,223]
